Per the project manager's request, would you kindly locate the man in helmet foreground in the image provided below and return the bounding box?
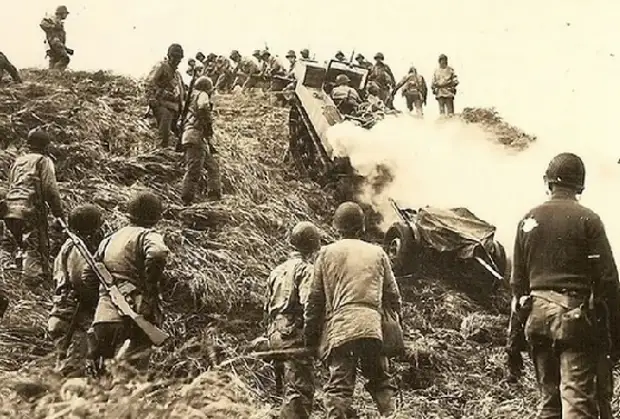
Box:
[230,50,261,91]
[3,128,64,285]
[368,53,396,107]
[85,191,169,373]
[511,153,620,418]
[264,221,322,418]
[48,205,104,376]
[304,202,403,418]
[181,75,222,204]
[40,5,73,71]
[145,44,186,148]
[330,74,361,116]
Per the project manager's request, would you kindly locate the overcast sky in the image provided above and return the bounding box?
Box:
[3,0,619,145]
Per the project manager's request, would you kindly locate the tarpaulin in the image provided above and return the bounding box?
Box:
[415,207,497,260]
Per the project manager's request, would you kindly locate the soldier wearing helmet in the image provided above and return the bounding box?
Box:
[3,128,64,286]
[354,53,372,70]
[48,204,104,376]
[212,55,234,93]
[0,52,22,84]
[85,191,169,374]
[299,49,312,62]
[511,153,620,418]
[145,44,186,148]
[230,50,261,92]
[264,221,322,418]
[330,74,361,116]
[40,5,73,71]
[180,74,222,204]
[334,51,346,62]
[393,66,428,117]
[304,202,402,418]
[364,81,386,113]
[368,53,396,108]
[431,54,459,116]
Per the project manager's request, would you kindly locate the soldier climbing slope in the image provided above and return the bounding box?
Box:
[145,44,186,148]
[431,54,459,116]
[510,153,620,419]
[304,202,403,419]
[368,53,396,108]
[230,50,261,92]
[330,74,361,116]
[213,55,234,93]
[264,221,322,419]
[3,128,64,286]
[40,5,73,71]
[0,52,22,83]
[85,191,169,375]
[181,75,222,204]
[393,66,428,117]
[48,205,104,377]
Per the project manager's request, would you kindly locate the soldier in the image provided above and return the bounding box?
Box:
[3,128,64,285]
[186,58,203,78]
[40,5,73,71]
[181,76,221,204]
[393,66,428,117]
[213,55,234,93]
[265,221,321,419]
[364,82,386,113]
[354,53,372,70]
[431,54,459,116]
[145,44,186,148]
[230,50,261,92]
[334,51,347,62]
[299,49,312,62]
[285,50,297,74]
[204,53,218,84]
[48,205,103,376]
[0,52,22,83]
[511,153,620,418]
[330,74,361,116]
[304,202,403,418]
[86,191,169,373]
[368,53,396,107]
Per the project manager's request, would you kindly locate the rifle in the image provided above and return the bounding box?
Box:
[349,49,355,64]
[217,347,315,368]
[56,218,170,346]
[175,72,198,152]
[506,295,531,381]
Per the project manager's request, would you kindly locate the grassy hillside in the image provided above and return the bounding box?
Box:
[0,70,616,418]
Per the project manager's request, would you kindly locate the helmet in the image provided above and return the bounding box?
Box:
[261,50,271,58]
[409,66,417,73]
[207,53,217,61]
[355,53,365,61]
[194,76,213,93]
[335,74,351,85]
[27,128,51,149]
[196,52,206,61]
[127,191,163,226]
[300,49,310,58]
[438,54,448,61]
[68,204,103,235]
[374,52,384,60]
[285,50,296,58]
[290,221,321,253]
[544,152,586,192]
[252,49,261,57]
[56,5,69,15]
[167,43,184,59]
[333,202,365,234]
[335,51,345,59]
[230,50,241,60]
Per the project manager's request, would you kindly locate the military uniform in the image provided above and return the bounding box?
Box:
[233,56,261,91]
[304,239,403,418]
[394,70,428,116]
[331,84,361,116]
[512,189,620,418]
[86,225,169,369]
[0,52,22,83]
[4,151,63,284]
[265,251,316,419]
[40,11,70,71]
[146,56,186,148]
[181,77,221,204]
[431,60,458,115]
[368,62,396,104]
[213,56,234,92]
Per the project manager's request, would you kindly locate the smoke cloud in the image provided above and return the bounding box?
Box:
[326,112,620,256]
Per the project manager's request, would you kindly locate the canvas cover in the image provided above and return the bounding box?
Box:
[414,206,496,259]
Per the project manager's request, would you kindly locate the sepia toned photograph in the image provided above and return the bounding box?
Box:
[0,1,618,417]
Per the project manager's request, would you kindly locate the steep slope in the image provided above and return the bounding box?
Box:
[0,70,617,418]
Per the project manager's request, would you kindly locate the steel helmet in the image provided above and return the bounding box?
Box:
[300,49,310,58]
[56,5,69,15]
[544,152,586,193]
[196,52,206,61]
[230,50,241,60]
[194,76,214,93]
[127,191,163,226]
[409,66,417,73]
[290,221,321,253]
[261,50,271,58]
[252,50,261,57]
[167,44,184,59]
[285,50,296,58]
[27,128,51,149]
[355,53,365,61]
[69,204,103,235]
[335,74,351,85]
[438,54,448,61]
[374,52,384,60]
[335,51,345,59]
[333,202,365,234]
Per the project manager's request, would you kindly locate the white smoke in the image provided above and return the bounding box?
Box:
[326,113,620,256]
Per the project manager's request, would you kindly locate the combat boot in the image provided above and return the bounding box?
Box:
[372,389,396,417]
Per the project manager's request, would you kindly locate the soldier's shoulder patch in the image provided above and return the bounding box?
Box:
[521,217,539,233]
